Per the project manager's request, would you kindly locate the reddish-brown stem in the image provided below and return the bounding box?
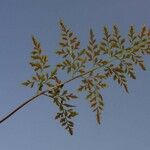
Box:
[0,90,47,124]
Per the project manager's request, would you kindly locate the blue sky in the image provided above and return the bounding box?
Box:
[0,0,150,149]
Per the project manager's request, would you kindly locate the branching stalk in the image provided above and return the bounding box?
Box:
[0,41,141,124]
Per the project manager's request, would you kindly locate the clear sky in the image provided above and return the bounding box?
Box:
[0,0,150,150]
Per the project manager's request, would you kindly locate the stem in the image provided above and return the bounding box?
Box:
[0,91,47,124]
[63,58,115,84]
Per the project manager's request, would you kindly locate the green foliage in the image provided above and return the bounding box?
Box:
[22,20,150,135]
[22,36,50,92]
[22,35,79,135]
